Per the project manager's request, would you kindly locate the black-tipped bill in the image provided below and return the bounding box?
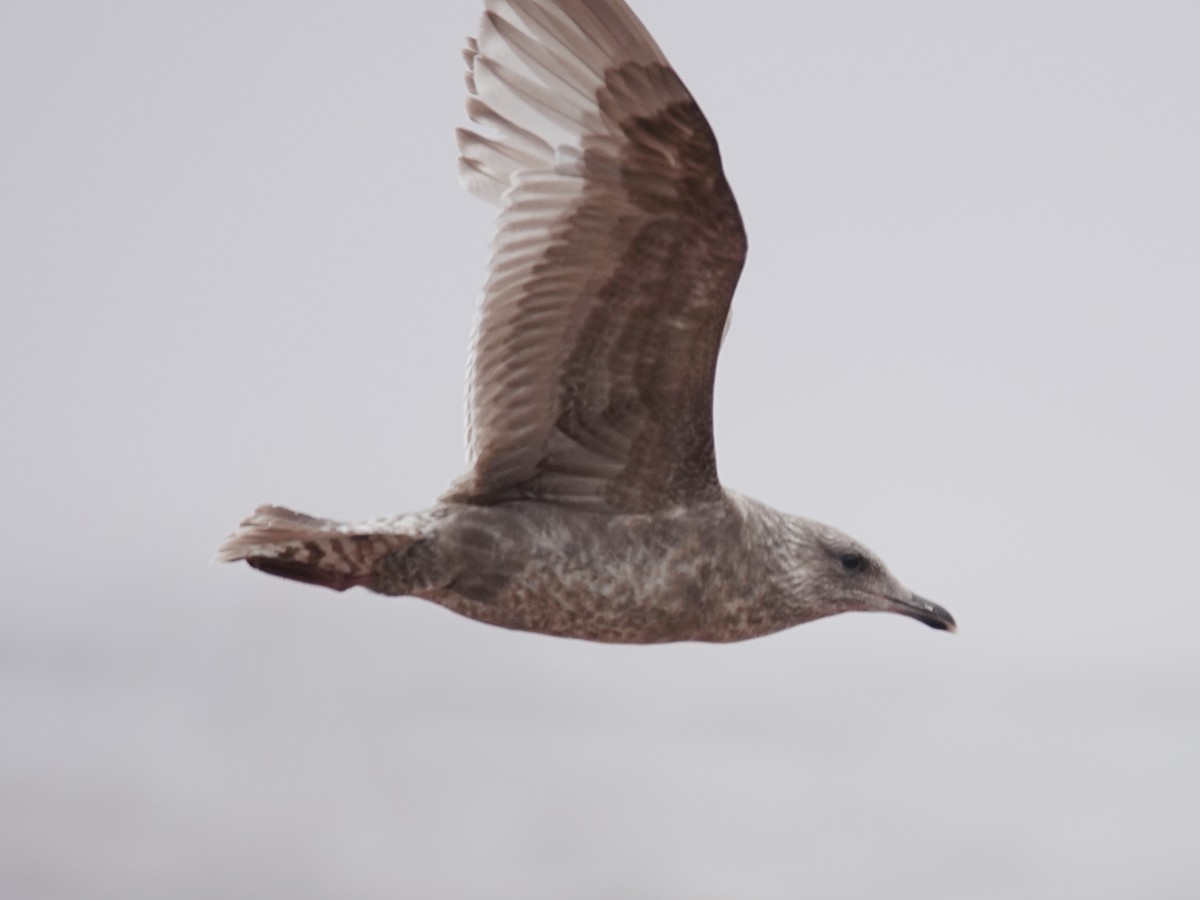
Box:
[891,593,957,633]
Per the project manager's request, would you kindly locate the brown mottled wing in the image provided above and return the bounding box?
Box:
[447,0,747,512]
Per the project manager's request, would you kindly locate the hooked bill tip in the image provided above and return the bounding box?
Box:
[896,593,957,634]
[929,616,958,634]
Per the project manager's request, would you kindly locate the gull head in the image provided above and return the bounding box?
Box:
[783,518,957,633]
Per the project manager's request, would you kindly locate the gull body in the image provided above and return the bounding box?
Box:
[218,0,956,642]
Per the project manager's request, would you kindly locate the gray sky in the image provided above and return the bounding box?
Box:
[3,1,1198,897]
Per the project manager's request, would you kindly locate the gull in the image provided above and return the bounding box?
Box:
[217,0,956,643]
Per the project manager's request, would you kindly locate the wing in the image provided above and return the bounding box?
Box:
[446,0,747,513]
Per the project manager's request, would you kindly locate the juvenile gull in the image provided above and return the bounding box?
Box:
[217,0,956,643]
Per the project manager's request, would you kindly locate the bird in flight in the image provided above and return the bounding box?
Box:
[217,0,956,643]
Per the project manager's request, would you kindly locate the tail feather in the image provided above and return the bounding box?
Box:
[246,556,368,592]
[215,505,403,593]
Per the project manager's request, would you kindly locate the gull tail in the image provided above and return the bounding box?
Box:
[215,505,401,592]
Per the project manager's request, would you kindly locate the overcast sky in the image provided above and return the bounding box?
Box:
[2,1,1198,898]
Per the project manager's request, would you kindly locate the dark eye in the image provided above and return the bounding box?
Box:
[840,552,867,573]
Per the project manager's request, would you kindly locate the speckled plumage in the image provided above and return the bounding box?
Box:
[216,0,956,642]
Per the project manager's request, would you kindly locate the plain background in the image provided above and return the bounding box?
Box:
[3,1,1198,897]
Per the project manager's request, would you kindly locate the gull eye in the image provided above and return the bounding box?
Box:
[840,552,867,574]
